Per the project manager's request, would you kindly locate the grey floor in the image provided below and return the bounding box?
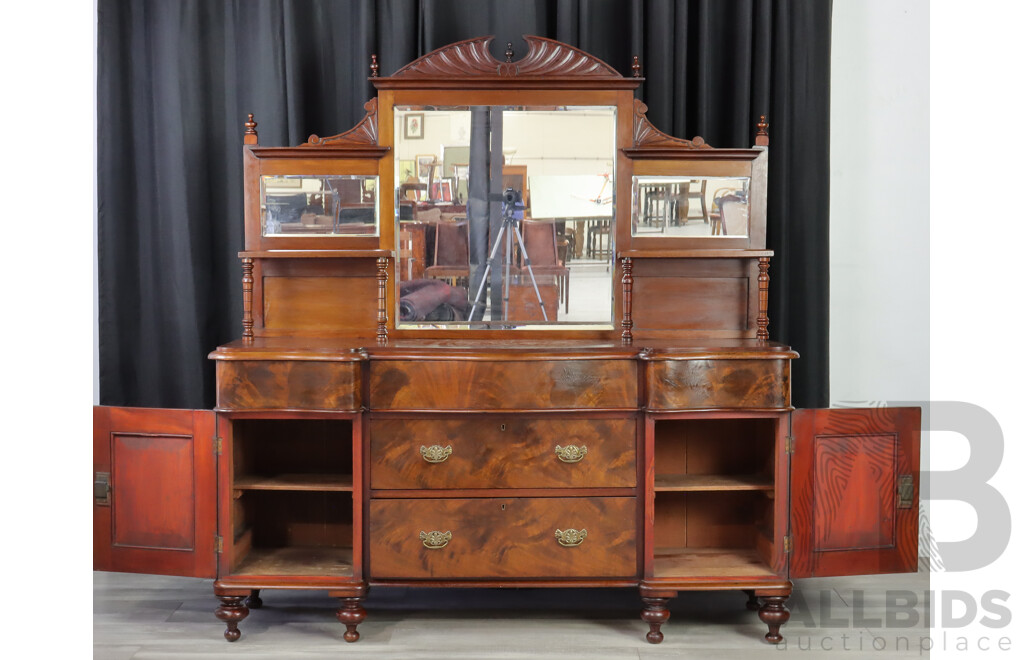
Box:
[95,566,930,659]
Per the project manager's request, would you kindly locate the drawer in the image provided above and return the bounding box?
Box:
[369,497,636,579]
[216,360,361,411]
[645,358,790,410]
[369,360,637,410]
[370,417,636,489]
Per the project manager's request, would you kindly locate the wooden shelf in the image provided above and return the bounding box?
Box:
[238,249,393,259]
[234,473,353,492]
[619,249,774,259]
[652,547,775,579]
[234,546,354,577]
[654,474,773,492]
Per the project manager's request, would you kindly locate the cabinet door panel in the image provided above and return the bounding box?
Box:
[790,407,920,578]
[94,406,217,578]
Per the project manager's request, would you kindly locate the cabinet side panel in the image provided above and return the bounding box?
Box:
[790,407,920,578]
[632,259,754,335]
[112,434,195,549]
[93,407,216,578]
[812,434,896,551]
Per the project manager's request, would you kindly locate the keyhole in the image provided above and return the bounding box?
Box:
[500,424,506,431]
[501,503,506,511]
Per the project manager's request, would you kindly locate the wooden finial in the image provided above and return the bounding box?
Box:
[370,54,379,78]
[505,42,514,63]
[243,113,258,145]
[755,115,769,146]
[632,55,641,78]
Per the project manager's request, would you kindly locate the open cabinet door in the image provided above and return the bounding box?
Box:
[94,406,217,578]
[790,407,921,578]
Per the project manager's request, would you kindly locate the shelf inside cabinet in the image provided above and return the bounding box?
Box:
[234,546,354,577]
[234,473,353,492]
[652,547,775,579]
[654,474,773,492]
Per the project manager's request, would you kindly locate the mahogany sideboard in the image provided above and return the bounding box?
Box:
[93,36,921,646]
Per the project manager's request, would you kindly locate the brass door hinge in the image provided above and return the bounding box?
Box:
[215,535,223,553]
[784,536,792,553]
[897,474,914,508]
[785,436,794,455]
[215,437,223,455]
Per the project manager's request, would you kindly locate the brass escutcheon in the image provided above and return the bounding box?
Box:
[554,444,587,463]
[420,530,452,549]
[554,528,587,547]
[420,444,452,463]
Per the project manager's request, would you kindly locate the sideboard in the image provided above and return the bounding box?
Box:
[94,36,920,646]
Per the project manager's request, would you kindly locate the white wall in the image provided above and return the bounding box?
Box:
[829,0,929,404]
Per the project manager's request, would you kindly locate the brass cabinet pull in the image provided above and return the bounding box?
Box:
[420,444,452,463]
[554,528,587,547]
[554,444,587,463]
[420,530,452,549]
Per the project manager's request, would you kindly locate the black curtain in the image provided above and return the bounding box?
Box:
[98,0,831,409]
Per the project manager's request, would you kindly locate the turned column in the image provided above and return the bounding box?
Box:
[215,595,249,642]
[376,256,389,345]
[641,597,671,644]
[336,597,367,642]
[756,256,770,340]
[758,595,790,644]
[621,257,634,344]
[241,257,254,343]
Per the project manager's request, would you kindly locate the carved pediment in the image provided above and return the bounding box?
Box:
[305,98,379,147]
[385,35,624,80]
[632,99,712,149]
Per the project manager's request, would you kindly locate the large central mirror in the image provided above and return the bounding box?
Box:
[394,105,616,329]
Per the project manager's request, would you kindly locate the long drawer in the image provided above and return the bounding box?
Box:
[369,360,638,410]
[216,360,361,411]
[645,358,791,410]
[369,417,636,489]
[369,497,636,579]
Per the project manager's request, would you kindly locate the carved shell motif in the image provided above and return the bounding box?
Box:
[633,99,713,149]
[305,98,379,146]
[389,35,623,79]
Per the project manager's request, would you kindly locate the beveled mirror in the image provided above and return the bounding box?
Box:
[393,105,616,328]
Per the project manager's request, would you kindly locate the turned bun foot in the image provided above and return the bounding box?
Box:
[336,596,366,643]
[245,589,263,609]
[641,597,671,644]
[758,595,790,644]
[215,596,249,642]
[743,589,760,611]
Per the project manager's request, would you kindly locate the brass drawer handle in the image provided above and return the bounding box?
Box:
[420,444,452,463]
[555,528,587,547]
[554,444,587,463]
[420,530,452,549]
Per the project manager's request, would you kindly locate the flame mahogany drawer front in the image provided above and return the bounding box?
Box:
[645,358,791,410]
[368,497,637,579]
[369,417,636,489]
[216,360,362,411]
[369,360,638,410]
